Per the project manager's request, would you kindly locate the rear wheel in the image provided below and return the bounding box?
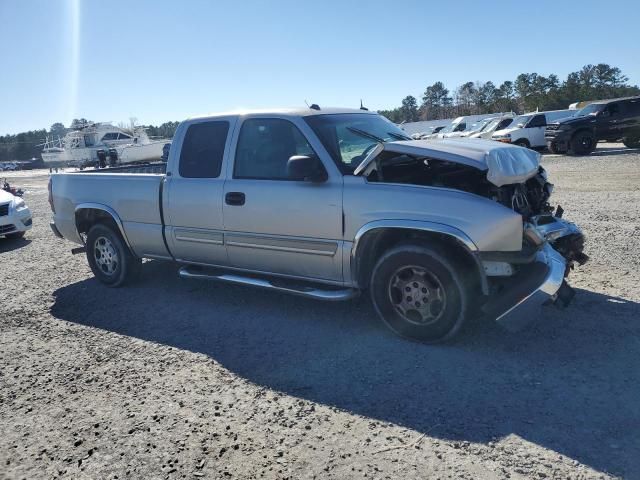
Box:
[622,136,640,149]
[370,244,469,343]
[86,223,141,287]
[570,131,596,155]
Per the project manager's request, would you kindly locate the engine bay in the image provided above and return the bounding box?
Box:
[366,152,554,219]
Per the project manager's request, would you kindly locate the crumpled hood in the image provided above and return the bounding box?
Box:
[354,138,541,187]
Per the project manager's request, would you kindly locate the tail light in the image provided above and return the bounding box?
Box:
[48,177,55,213]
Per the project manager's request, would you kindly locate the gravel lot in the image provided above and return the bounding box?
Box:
[1,144,639,479]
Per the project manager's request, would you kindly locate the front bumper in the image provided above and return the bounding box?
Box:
[0,207,32,236]
[482,216,586,332]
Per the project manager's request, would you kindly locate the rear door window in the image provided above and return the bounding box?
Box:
[179,121,230,178]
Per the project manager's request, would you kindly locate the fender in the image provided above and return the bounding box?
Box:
[74,202,133,251]
[350,219,488,294]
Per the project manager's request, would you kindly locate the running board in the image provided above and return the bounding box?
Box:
[179,266,358,302]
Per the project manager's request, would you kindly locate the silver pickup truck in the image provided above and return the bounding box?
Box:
[49,107,587,342]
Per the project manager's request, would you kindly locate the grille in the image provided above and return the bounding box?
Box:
[0,224,16,234]
[545,124,560,131]
[0,203,8,216]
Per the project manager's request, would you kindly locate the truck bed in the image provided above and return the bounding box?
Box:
[51,165,170,259]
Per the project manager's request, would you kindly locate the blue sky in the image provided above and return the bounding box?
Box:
[0,0,639,135]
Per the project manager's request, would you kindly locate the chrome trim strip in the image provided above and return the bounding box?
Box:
[225,233,338,256]
[174,228,224,245]
[179,266,357,302]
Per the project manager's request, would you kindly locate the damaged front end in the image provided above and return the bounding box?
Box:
[481,210,588,331]
[356,138,588,330]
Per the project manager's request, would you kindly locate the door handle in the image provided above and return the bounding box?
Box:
[225,192,245,206]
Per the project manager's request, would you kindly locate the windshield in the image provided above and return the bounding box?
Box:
[439,121,461,134]
[471,118,493,133]
[482,118,504,132]
[575,104,604,117]
[304,113,410,173]
[511,115,532,128]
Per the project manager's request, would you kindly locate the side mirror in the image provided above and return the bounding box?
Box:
[600,110,610,118]
[287,155,326,182]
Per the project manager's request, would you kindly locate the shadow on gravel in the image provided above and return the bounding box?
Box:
[51,260,640,478]
[0,237,31,253]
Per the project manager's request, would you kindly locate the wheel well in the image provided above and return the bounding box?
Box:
[571,128,594,140]
[514,138,530,147]
[354,228,486,295]
[75,208,120,238]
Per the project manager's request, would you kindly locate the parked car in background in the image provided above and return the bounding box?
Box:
[49,107,587,343]
[469,115,515,139]
[545,96,640,154]
[0,188,32,239]
[492,110,574,149]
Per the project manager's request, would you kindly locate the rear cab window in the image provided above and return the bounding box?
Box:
[179,121,230,178]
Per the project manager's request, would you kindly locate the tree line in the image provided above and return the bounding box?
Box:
[379,64,640,124]
[2,63,638,161]
[0,119,180,162]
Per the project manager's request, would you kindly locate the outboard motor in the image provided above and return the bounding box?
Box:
[96,149,107,168]
[108,148,118,166]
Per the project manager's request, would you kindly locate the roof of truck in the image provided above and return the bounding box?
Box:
[187,107,378,121]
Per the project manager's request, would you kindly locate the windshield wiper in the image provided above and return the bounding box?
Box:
[387,131,412,141]
[347,126,385,143]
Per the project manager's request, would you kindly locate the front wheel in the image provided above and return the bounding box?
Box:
[86,223,141,287]
[514,139,531,149]
[570,131,596,155]
[370,244,469,343]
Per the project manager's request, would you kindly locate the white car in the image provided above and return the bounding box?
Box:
[469,115,515,139]
[0,189,32,239]
[492,110,574,149]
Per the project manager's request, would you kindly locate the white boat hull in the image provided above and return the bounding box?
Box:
[41,140,166,165]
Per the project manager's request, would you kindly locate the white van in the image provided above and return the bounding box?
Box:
[429,114,500,139]
[492,109,574,148]
[468,114,515,139]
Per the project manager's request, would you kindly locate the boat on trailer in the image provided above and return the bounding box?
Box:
[41,122,169,167]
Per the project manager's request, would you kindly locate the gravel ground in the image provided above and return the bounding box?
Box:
[1,144,639,479]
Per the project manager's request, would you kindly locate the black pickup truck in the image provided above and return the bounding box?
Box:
[545,96,640,155]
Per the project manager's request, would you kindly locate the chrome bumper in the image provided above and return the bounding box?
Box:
[494,243,567,331]
[487,215,586,332]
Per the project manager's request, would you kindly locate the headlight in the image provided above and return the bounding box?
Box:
[12,198,26,212]
[492,134,511,139]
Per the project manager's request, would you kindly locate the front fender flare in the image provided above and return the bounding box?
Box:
[350,219,488,294]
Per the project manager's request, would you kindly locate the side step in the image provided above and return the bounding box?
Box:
[179,266,358,302]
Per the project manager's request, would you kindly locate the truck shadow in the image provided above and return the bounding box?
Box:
[51,260,640,478]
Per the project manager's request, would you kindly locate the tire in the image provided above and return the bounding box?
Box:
[86,223,141,287]
[570,131,596,155]
[548,142,567,154]
[514,139,530,149]
[622,136,640,149]
[5,231,25,240]
[369,243,469,343]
